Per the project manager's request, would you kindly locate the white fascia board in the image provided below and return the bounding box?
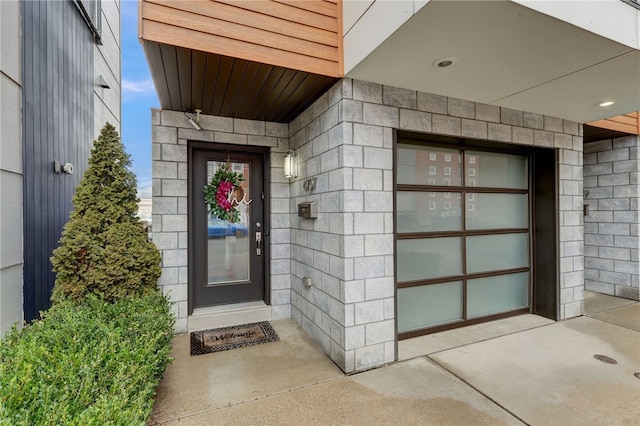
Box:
[343,0,430,74]
[413,0,430,14]
[343,0,375,35]
[514,0,639,49]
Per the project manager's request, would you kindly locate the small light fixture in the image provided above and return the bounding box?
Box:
[284,150,298,178]
[98,75,110,89]
[186,109,203,131]
[598,101,615,107]
[53,160,74,174]
[187,117,202,131]
[432,56,458,69]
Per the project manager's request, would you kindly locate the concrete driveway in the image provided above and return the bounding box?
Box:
[150,292,639,425]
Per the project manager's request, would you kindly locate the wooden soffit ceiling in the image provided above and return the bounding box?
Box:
[142,42,339,123]
[584,112,640,143]
[139,0,343,123]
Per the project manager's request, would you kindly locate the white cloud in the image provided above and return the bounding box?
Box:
[137,181,152,200]
[122,79,155,94]
[138,177,152,187]
[138,186,152,200]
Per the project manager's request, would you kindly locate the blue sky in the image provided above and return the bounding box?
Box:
[121,0,159,199]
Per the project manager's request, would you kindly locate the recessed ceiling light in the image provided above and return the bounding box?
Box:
[432,56,458,69]
[598,101,615,107]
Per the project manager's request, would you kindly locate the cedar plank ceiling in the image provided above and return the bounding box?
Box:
[585,112,640,143]
[139,0,343,123]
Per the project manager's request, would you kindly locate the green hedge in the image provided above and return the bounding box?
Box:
[0,292,174,425]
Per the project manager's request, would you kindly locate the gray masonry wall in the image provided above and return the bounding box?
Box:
[584,136,640,300]
[151,109,291,333]
[289,78,585,373]
[152,78,585,372]
[289,80,396,372]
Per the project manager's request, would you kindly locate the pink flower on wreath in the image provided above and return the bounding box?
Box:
[215,180,234,211]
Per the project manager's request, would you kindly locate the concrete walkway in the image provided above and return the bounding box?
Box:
[150,292,640,425]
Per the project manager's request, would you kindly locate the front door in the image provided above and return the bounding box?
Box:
[190,144,268,311]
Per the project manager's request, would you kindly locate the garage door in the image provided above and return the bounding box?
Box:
[396,142,531,338]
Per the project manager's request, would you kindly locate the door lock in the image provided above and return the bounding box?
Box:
[256,231,262,256]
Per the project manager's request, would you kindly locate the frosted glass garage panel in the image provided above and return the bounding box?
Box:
[467,272,529,318]
[397,237,463,282]
[466,193,528,230]
[397,144,461,186]
[467,233,529,274]
[465,151,527,189]
[397,191,462,233]
[398,282,463,332]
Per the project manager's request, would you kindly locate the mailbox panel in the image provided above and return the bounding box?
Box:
[298,201,317,218]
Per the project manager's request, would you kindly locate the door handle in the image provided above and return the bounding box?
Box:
[256,231,262,256]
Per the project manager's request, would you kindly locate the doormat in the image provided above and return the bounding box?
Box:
[190,321,279,356]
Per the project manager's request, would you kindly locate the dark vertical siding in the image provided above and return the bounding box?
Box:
[22,0,94,321]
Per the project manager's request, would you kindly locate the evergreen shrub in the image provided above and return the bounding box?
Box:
[50,123,161,302]
[0,292,174,425]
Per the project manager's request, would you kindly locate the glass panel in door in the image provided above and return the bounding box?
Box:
[467,272,529,318]
[466,233,529,274]
[397,281,463,332]
[465,193,528,230]
[397,144,461,186]
[397,191,463,233]
[206,161,251,286]
[397,237,463,282]
[465,151,527,189]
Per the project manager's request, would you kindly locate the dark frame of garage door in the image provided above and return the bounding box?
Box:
[394,131,558,339]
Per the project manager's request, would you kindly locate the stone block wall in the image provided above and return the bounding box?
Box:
[151,109,291,332]
[289,78,585,372]
[151,78,585,372]
[289,79,397,372]
[584,136,640,300]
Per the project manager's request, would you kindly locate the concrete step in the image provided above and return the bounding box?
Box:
[188,301,271,332]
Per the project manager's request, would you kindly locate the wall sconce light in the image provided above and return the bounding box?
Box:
[53,160,74,175]
[186,109,202,131]
[284,150,298,178]
[98,75,110,89]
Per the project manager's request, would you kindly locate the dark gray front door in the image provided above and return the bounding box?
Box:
[190,145,268,310]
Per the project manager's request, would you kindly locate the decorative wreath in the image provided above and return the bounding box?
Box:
[203,163,246,223]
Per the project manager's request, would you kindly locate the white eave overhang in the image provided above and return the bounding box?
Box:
[344,0,640,123]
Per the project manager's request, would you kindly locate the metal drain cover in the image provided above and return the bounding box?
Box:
[594,354,617,364]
